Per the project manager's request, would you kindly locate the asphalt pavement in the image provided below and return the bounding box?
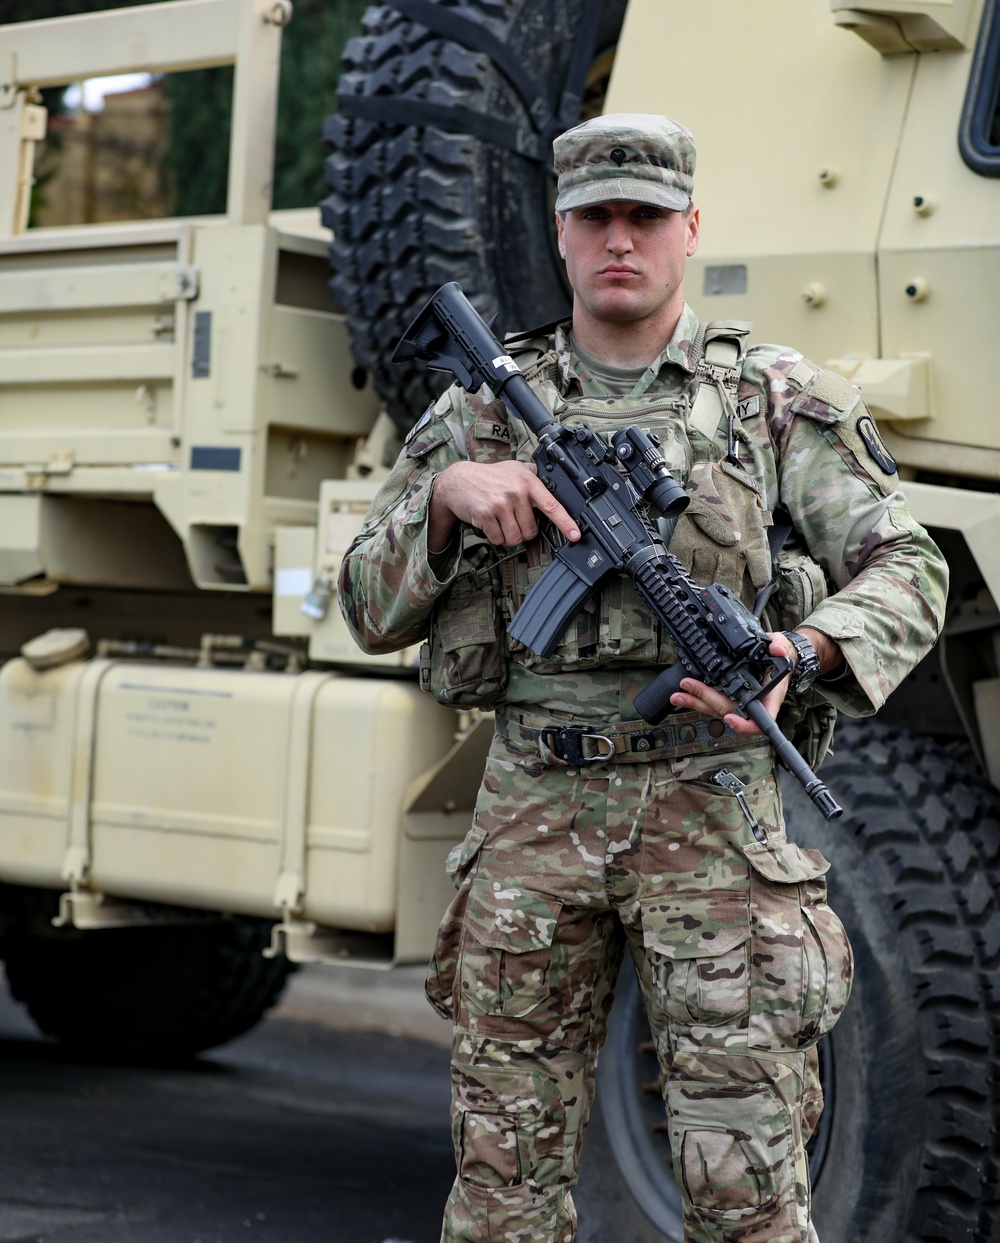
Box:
[0,963,455,1243]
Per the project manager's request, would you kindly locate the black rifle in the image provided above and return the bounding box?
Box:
[394,282,842,822]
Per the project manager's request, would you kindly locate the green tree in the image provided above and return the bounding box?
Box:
[273,0,370,209]
[2,0,370,214]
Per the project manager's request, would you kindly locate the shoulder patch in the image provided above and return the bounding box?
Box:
[831,408,899,496]
[856,413,898,477]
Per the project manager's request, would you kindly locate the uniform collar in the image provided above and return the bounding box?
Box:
[555,303,701,397]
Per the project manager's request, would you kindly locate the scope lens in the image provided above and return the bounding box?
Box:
[647,475,689,518]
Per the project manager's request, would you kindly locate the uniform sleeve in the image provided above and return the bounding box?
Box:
[337,390,469,654]
[765,357,949,717]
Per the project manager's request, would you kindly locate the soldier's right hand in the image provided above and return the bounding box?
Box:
[429,460,581,550]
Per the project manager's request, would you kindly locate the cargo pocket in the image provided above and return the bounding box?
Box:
[641,890,751,1031]
[670,744,784,850]
[427,556,508,707]
[425,825,488,1021]
[453,1071,567,1190]
[456,1099,521,1188]
[800,877,854,1045]
[744,840,854,1051]
[461,879,561,1020]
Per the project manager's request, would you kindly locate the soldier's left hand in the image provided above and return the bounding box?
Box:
[669,632,795,734]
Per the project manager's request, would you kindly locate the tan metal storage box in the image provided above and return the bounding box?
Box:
[0,657,464,938]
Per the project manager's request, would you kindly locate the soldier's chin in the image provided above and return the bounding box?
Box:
[592,298,656,325]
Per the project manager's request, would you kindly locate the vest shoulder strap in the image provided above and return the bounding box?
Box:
[689,318,753,441]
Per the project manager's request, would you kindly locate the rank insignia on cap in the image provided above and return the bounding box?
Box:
[857,414,897,475]
[610,147,627,167]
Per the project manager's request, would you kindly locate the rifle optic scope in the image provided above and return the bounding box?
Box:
[611,426,690,520]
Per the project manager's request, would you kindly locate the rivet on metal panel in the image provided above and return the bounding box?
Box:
[818,168,839,188]
[801,283,827,308]
[912,195,935,216]
[905,278,930,302]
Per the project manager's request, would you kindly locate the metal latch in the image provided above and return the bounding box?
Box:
[711,768,767,844]
[160,265,200,302]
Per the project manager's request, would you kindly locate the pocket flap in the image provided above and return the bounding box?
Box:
[445,824,488,878]
[468,879,561,953]
[744,840,831,884]
[642,890,750,959]
[405,425,452,459]
[436,586,497,649]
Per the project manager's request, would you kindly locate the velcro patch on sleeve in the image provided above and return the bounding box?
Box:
[789,365,861,425]
[809,369,861,414]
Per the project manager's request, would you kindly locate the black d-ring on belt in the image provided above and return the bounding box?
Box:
[495,710,742,766]
[538,726,617,766]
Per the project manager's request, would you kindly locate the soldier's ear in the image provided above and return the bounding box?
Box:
[556,212,566,260]
[685,205,700,258]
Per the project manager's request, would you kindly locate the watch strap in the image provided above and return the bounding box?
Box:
[782,630,821,696]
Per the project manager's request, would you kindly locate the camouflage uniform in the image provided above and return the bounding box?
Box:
[339,118,948,1243]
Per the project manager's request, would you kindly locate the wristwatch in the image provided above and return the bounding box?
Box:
[782,630,821,696]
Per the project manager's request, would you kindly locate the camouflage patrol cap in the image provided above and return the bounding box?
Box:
[553,113,696,213]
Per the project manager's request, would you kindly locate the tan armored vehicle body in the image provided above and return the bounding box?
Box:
[0,0,998,1239]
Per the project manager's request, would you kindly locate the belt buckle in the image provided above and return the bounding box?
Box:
[542,727,615,766]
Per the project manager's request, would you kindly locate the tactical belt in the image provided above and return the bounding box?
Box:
[495,706,756,767]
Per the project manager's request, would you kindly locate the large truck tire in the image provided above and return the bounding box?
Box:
[2,915,294,1062]
[576,718,1000,1243]
[323,0,626,430]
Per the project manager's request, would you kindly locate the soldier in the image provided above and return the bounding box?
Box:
[339,114,948,1243]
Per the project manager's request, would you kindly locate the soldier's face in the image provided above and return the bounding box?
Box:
[557,200,700,327]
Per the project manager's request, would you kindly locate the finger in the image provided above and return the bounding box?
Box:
[669,689,716,714]
[761,676,790,718]
[496,509,528,547]
[669,677,765,737]
[528,478,581,542]
[673,678,734,717]
[511,495,540,543]
[479,514,508,546]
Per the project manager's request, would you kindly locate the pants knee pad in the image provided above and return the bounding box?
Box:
[666,1080,800,1220]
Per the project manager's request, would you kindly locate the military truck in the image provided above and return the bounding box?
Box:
[0,0,997,1240]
